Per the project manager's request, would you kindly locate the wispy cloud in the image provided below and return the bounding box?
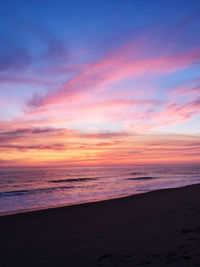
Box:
[26,43,200,110]
[169,78,200,97]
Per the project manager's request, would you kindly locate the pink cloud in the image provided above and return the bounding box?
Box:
[156,98,200,125]
[19,33,200,138]
[124,96,200,134]
[27,35,200,111]
[169,77,200,97]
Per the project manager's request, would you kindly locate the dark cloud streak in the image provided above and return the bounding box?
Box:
[0,143,66,151]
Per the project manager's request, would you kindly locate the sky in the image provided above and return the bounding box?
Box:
[0,0,200,166]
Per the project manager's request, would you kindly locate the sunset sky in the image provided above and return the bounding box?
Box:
[0,0,200,166]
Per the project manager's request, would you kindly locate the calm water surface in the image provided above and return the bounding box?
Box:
[0,164,200,215]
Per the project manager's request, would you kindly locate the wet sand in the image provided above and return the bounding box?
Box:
[1,184,200,266]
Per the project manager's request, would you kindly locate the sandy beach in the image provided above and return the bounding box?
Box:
[1,184,200,266]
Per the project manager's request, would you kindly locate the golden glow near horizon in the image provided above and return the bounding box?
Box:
[0,131,199,166]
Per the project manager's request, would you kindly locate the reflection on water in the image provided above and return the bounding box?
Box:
[0,164,200,215]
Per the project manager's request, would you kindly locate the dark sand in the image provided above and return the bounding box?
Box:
[1,184,200,267]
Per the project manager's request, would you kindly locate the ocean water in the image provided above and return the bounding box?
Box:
[0,164,200,215]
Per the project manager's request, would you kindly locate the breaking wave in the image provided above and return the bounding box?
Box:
[0,186,74,197]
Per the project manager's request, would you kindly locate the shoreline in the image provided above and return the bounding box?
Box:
[1,183,199,217]
[1,183,200,266]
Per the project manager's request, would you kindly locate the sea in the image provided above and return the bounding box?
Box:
[0,164,200,215]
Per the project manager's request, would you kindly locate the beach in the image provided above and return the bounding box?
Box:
[1,184,200,267]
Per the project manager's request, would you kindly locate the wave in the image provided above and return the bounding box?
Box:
[50,178,97,183]
[127,176,156,181]
[0,186,74,197]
